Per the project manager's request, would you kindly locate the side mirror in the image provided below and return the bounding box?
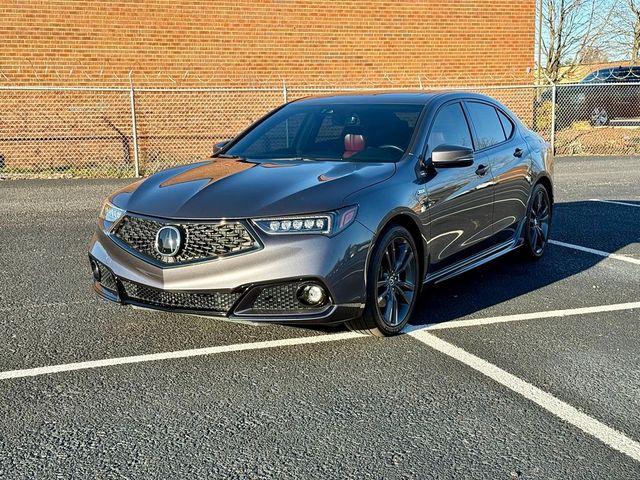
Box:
[212,140,231,156]
[431,144,474,168]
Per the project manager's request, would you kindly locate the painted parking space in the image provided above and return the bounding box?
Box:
[1,156,639,476]
[551,201,640,258]
[430,309,640,445]
[2,335,639,478]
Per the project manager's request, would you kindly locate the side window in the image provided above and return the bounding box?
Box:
[497,110,514,139]
[427,103,473,151]
[466,102,506,149]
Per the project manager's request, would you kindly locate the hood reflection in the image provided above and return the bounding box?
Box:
[160,159,255,189]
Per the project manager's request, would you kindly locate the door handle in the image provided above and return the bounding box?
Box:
[514,148,524,158]
[475,164,489,176]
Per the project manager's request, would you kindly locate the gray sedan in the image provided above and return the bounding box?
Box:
[89,92,553,336]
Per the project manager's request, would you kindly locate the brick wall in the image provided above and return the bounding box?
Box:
[0,0,535,88]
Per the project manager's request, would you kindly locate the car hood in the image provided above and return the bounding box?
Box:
[113,158,395,219]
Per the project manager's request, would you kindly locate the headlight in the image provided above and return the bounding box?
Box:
[98,200,125,231]
[252,205,358,236]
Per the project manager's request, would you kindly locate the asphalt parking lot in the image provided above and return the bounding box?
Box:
[0,156,639,479]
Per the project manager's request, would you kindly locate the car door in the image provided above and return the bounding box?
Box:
[465,100,530,246]
[422,101,496,274]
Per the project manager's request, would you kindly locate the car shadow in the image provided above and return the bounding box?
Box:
[409,199,639,326]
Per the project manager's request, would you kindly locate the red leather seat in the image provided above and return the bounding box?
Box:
[343,134,366,158]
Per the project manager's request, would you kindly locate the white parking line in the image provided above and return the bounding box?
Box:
[2,302,640,382]
[0,331,362,381]
[549,240,640,265]
[407,301,640,332]
[589,199,640,208]
[409,330,640,463]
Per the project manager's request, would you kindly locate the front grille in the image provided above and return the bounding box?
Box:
[112,215,259,264]
[121,279,241,313]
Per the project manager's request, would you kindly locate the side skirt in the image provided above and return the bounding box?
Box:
[424,238,523,285]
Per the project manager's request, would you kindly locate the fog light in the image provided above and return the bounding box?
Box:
[297,284,327,306]
[90,259,101,282]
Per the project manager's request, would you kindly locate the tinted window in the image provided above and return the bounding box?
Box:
[241,113,306,156]
[497,110,514,139]
[466,102,506,149]
[227,103,424,162]
[427,103,472,150]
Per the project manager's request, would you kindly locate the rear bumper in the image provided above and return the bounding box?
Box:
[88,220,372,325]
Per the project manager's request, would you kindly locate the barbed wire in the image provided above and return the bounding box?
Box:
[1,81,639,179]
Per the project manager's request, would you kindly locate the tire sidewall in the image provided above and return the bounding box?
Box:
[524,184,552,258]
[364,225,419,335]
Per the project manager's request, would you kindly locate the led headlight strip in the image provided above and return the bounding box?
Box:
[253,215,332,234]
[99,200,126,231]
[252,205,358,236]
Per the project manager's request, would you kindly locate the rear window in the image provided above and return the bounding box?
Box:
[466,102,506,149]
[497,110,514,139]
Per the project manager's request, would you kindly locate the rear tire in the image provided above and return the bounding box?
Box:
[521,183,552,260]
[346,225,420,336]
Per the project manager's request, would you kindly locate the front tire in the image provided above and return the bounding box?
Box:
[346,225,420,336]
[521,183,552,260]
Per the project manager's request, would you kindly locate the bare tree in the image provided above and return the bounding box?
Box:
[609,1,640,64]
[578,46,610,64]
[540,0,616,82]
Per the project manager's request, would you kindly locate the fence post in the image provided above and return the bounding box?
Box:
[550,82,557,155]
[129,73,141,177]
[282,79,288,103]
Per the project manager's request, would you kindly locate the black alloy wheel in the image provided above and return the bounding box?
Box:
[522,184,552,259]
[347,225,420,336]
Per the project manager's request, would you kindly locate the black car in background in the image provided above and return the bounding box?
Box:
[535,66,640,128]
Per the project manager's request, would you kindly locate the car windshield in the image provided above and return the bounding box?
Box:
[225,103,424,162]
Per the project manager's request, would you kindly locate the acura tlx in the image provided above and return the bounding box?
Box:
[89,92,553,336]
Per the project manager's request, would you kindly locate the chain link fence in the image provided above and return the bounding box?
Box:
[0,82,637,178]
[542,83,640,155]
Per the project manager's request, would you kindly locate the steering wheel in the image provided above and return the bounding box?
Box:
[378,145,404,153]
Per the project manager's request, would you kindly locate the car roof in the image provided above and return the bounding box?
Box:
[290,90,490,106]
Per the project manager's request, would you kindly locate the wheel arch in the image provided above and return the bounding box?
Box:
[365,210,427,285]
[535,174,554,205]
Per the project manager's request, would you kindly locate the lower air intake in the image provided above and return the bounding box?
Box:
[121,280,241,313]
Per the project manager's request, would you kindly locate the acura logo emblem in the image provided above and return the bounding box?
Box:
[155,225,182,257]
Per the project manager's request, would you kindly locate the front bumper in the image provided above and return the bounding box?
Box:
[88,219,373,324]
